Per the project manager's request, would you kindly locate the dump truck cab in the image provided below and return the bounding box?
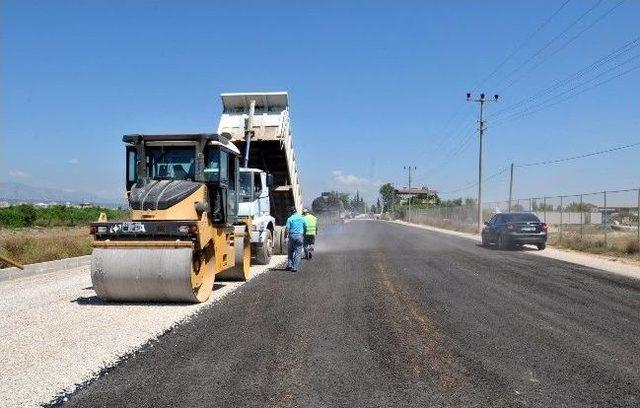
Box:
[238,167,276,264]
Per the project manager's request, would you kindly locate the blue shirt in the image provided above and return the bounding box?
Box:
[286,213,307,235]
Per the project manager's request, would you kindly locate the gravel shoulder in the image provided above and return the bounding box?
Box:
[0,255,286,408]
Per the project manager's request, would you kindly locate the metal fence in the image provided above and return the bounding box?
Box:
[405,188,640,253]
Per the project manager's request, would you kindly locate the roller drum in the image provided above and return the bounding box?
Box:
[91,247,205,302]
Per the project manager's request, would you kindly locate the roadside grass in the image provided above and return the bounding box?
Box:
[0,227,93,266]
[547,232,640,260]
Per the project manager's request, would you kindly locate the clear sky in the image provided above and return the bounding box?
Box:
[1,0,638,205]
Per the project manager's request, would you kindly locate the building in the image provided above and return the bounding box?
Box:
[394,186,438,205]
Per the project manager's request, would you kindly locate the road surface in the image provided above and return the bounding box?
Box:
[59,221,640,407]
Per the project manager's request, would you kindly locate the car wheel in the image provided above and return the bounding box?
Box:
[497,234,508,250]
[537,243,546,251]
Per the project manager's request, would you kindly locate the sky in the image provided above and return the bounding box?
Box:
[1,0,639,206]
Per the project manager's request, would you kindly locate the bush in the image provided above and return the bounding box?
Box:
[0,204,37,228]
[624,240,640,255]
[0,205,128,228]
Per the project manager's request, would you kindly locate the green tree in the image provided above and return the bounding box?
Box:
[379,183,396,212]
[350,191,366,214]
[565,201,595,212]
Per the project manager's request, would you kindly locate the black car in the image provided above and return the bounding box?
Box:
[481,212,548,250]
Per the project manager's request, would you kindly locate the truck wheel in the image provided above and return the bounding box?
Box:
[273,226,283,255]
[277,228,287,255]
[255,230,273,265]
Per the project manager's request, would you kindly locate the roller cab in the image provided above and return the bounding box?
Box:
[90,133,251,303]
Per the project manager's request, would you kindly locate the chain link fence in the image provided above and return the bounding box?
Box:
[404,188,640,255]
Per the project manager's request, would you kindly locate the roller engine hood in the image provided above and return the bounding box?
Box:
[129,179,201,211]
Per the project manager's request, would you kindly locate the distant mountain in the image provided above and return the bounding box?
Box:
[0,182,126,207]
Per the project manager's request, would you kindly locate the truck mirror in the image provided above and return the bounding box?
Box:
[266,173,274,187]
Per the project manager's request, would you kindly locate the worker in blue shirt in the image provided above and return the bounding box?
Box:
[285,207,307,272]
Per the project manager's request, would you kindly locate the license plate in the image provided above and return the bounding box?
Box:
[521,227,536,232]
[110,222,146,234]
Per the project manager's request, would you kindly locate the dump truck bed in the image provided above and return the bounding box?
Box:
[217,92,302,225]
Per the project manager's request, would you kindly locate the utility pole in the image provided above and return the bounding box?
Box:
[404,165,416,222]
[508,162,514,212]
[467,93,498,233]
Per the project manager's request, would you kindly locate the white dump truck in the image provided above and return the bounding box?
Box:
[217,92,303,263]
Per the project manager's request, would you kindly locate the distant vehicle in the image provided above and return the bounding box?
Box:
[311,192,345,225]
[481,212,548,250]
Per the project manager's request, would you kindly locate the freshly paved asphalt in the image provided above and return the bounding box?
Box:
[60,221,640,407]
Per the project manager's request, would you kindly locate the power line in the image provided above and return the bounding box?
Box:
[489,37,639,119]
[516,142,640,168]
[494,63,640,125]
[439,167,509,195]
[422,1,573,172]
[493,53,639,123]
[474,0,571,90]
[438,142,639,196]
[491,0,605,91]
[499,0,627,92]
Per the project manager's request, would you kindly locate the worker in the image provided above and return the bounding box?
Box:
[285,206,306,272]
[302,208,318,259]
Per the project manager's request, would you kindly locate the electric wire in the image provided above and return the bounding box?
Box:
[516,142,640,168]
[474,0,571,90]
[498,0,627,93]
[491,0,605,90]
[494,63,640,126]
[489,37,639,119]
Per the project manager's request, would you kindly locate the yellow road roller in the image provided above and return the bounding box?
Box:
[90,133,251,303]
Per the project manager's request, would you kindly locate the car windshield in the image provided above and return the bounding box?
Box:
[504,213,540,223]
[146,146,195,181]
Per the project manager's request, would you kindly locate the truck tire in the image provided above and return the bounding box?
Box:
[254,230,273,265]
[273,226,283,255]
[274,227,287,255]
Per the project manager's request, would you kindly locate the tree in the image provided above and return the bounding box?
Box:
[350,191,366,214]
[565,201,595,212]
[533,202,553,211]
[379,183,396,212]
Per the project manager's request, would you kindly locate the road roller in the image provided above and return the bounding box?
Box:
[89,133,251,303]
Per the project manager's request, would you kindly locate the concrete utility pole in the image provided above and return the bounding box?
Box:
[508,162,514,212]
[467,93,498,233]
[404,166,416,222]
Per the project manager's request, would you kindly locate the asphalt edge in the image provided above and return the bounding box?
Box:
[383,219,640,280]
[43,256,288,407]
